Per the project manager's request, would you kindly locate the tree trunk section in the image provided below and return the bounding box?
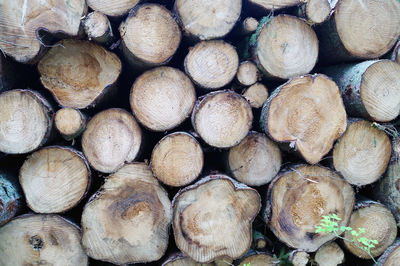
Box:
[87,0,139,17]
[0,170,22,226]
[376,239,400,266]
[297,0,333,25]
[248,0,301,10]
[162,252,232,266]
[236,61,259,87]
[83,11,114,45]
[237,251,275,266]
[252,230,269,250]
[55,108,87,141]
[314,242,345,266]
[239,17,259,36]
[289,250,310,266]
[242,82,269,109]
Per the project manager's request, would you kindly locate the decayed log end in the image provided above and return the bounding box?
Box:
[55,108,86,140]
[38,39,121,109]
[334,0,400,59]
[333,120,391,186]
[305,0,332,24]
[249,0,301,10]
[314,242,345,266]
[83,11,113,45]
[81,163,171,265]
[267,165,355,252]
[151,132,203,187]
[0,0,86,63]
[261,74,346,164]
[376,239,400,266]
[87,0,139,17]
[0,171,22,226]
[254,15,318,79]
[130,67,196,131]
[0,214,88,266]
[242,83,269,109]
[236,61,259,87]
[175,0,241,40]
[227,132,281,186]
[185,40,239,89]
[82,108,142,173]
[173,175,261,263]
[238,253,275,266]
[192,90,253,148]
[120,4,181,66]
[0,89,53,154]
[19,146,90,213]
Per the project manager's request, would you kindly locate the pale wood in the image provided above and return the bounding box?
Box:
[376,239,400,266]
[252,230,268,250]
[242,82,269,108]
[249,0,301,10]
[237,253,275,266]
[241,17,259,35]
[314,242,345,266]
[83,11,114,45]
[289,250,310,266]
[299,0,332,25]
[87,0,139,17]
[55,108,86,141]
[236,61,259,86]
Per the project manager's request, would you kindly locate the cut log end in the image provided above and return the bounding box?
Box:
[314,242,345,266]
[242,17,259,35]
[236,61,259,86]
[289,250,310,266]
[87,0,139,17]
[55,108,86,140]
[242,82,269,108]
[305,0,331,24]
[249,0,300,10]
[83,11,113,45]
[238,253,275,266]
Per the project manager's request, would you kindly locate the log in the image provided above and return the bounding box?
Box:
[260,74,347,164]
[392,40,400,63]
[0,214,88,266]
[298,0,333,25]
[314,242,345,266]
[0,0,86,63]
[19,146,90,213]
[252,230,269,250]
[119,4,181,68]
[192,90,253,148]
[317,0,400,63]
[172,175,261,262]
[332,119,391,186]
[83,11,114,45]
[0,89,53,154]
[289,250,310,266]
[265,165,355,252]
[253,15,318,80]
[242,82,269,109]
[322,60,400,122]
[81,163,171,264]
[343,200,397,259]
[240,17,259,36]
[150,132,203,187]
[0,170,22,226]
[174,0,241,40]
[236,61,259,87]
[162,253,232,266]
[82,108,142,173]
[248,0,301,10]
[87,0,139,17]
[226,131,281,186]
[237,252,275,266]
[55,108,87,141]
[38,39,121,109]
[130,66,196,131]
[376,239,400,266]
[184,40,239,90]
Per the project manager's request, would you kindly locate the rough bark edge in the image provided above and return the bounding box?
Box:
[296,0,336,25]
[376,238,400,266]
[391,40,400,62]
[0,170,23,226]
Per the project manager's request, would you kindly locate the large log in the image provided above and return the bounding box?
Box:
[54,108,87,141]
[83,11,114,46]
[260,74,347,164]
[86,0,139,17]
[376,239,400,266]
[314,242,345,266]
[81,163,171,264]
[0,170,22,226]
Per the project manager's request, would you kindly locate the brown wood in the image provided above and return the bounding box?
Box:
[55,108,87,141]
[242,82,269,109]
[237,252,275,266]
[314,242,345,266]
[83,11,114,45]
[162,252,232,266]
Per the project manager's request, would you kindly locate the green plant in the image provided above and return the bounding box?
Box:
[272,248,291,265]
[315,213,378,263]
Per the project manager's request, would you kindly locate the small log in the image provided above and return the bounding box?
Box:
[333,119,391,186]
[248,0,301,10]
[289,250,310,266]
[240,17,259,36]
[185,40,239,90]
[55,108,87,141]
[314,242,345,266]
[253,15,318,80]
[236,61,259,87]
[0,214,88,266]
[227,131,281,186]
[130,66,196,131]
[242,82,269,109]
[81,108,142,173]
[119,4,181,68]
[86,0,139,17]
[298,0,333,25]
[376,239,400,266]
[19,146,90,213]
[150,132,203,187]
[0,89,53,154]
[0,0,86,63]
[83,11,114,45]
[81,163,171,264]
[172,175,261,263]
[343,200,397,259]
[265,165,355,252]
[323,60,400,122]
[0,170,22,226]
[392,40,400,63]
[252,230,269,250]
[192,90,253,148]
[237,252,275,266]
[174,0,241,40]
[38,39,121,109]
[260,74,347,164]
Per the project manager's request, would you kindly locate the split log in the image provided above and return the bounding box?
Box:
[86,0,139,17]
[323,60,400,122]
[119,4,181,68]
[81,163,171,264]
[260,74,347,164]
[242,83,269,108]
[297,0,333,25]
[237,252,275,266]
[314,242,345,266]
[38,39,121,109]
[162,253,232,266]
[236,61,259,87]
[392,40,400,63]
[0,170,22,226]
[248,0,301,10]
[253,15,318,80]
[172,175,261,262]
[265,165,355,252]
[289,250,310,266]
[0,0,86,63]
[185,40,239,90]
[0,214,88,266]
[150,132,203,187]
[0,89,53,154]
[19,146,90,213]
[83,11,114,45]
[192,90,253,148]
[376,239,400,266]
[130,66,196,131]
[55,108,87,141]
[174,0,241,40]
[332,119,391,186]
[317,0,400,63]
[343,200,397,259]
[240,17,259,36]
[82,108,142,173]
[226,131,281,186]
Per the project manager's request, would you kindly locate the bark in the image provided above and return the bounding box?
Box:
[0,89,53,154]
[0,170,22,226]
[314,242,345,266]
[392,40,400,64]
[81,108,142,173]
[55,108,87,141]
[81,163,171,265]
[265,165,355,252]
[172,174,261,263]
[260,74,347,164]
[83,11,114,46]
[0,214,88,266]
[237,251,275,266]
[192,90,253,148]
[236,61,259,87]
[38,39,121,109]
[86,0,139,17]
[242,82,269,108]
[376,238,400,266]
[130,66,196,131]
